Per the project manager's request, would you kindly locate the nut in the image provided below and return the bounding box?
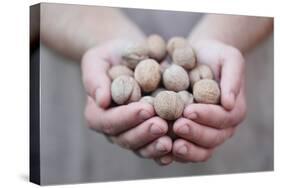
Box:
[154,91,184,120]
[178,90,194,106]
[193,79,220,104]
[160,60,170,74]
[147,34,166,61]
[134,59,161,92]
[151,88,166,97]
[108,65,134,80]
[172,46,196,70]
[163,64,189,92]
[167,37,187,56]
[139,96,154,106]
[189,64,214,87]
[111,75,141,105]
[122,42,149,69]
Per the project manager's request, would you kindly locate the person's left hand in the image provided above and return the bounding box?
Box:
[158,39,247,163]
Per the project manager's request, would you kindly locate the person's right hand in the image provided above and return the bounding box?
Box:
[81,40,173,165]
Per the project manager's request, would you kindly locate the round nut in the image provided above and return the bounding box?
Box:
[108,65,134,80]
[151,88,166,97]
[167,37,187,56]
[134,59,161,92]
[193,79,220,104]
[163,64,190,92]
[189,64,214,87]
[178,90,194,106]
[147,34,166,61]
[160,60,170,74]
[122,42,149,69]
[111,75,141,105]
[139,96,154,106]
[172,46,196,70]
[154,91,184,120]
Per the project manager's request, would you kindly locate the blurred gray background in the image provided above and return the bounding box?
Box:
[35,6,273,185]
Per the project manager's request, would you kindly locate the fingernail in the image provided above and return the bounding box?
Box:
[187,113,197,120]
[155,142,167,152]
[150,124,164,136]
[177,145,188,156]
[140,110,152,120]
[160,156,172,164]
[178,124,189,135]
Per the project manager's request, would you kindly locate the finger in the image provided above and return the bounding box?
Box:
[173,118,234,148]
[111,118,169,150]
[184,86,246,129]
[81,50,111,108]
[154,153,173,166]
[85,97,155,135]
[136,136,172,158]
[219,48,245,110]
[173,139,213,163]
[184,103,233,129]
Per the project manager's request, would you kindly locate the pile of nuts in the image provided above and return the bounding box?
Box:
[109,34,221,121]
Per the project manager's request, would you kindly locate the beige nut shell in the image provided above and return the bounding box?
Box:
[134,59,161,92]
[147,34,166,61]
[163,64,190,92]
[154,91,184,120]
[122,42,149,69]
[189,64,214,87]
[139,96,154,106]
[108,65,134,80]
[111,75,141,105]
[178,90,194,106]
[151,88,166,97]
[172,46,196,70]
[167,37,187,56]
[193,79,220,104]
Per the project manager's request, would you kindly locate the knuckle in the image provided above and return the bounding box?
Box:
[193,124,204,141]
[200,151,212,162]
[232,101,247,127]
[220,114,231,129]
[101,123,115,135]
[213,132,225,146]
[228,47,244,60]
[118,136,132,150]
[83,77,96,97]
[229,128,236,138]
[84,105,93,129]
[240,102,247,121]
[81,48,95,64]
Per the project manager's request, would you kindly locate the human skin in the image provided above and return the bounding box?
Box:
[41,4,173,164]
[158,15,273,164]
[40,4,273,165]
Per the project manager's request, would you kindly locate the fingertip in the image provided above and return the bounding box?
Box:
[221,91,235,111]
[172,139,186,156]
[173,118,187,133]
[128,102,155,120]
[159,155,173,165]
[95,88,111,109]
[183,105,198,120]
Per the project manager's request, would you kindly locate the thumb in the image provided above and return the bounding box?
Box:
[81,50,111,109]
[220,48,245,110]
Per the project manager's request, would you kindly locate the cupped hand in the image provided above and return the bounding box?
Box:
[171,39,247,163]
[81,40,173,164]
